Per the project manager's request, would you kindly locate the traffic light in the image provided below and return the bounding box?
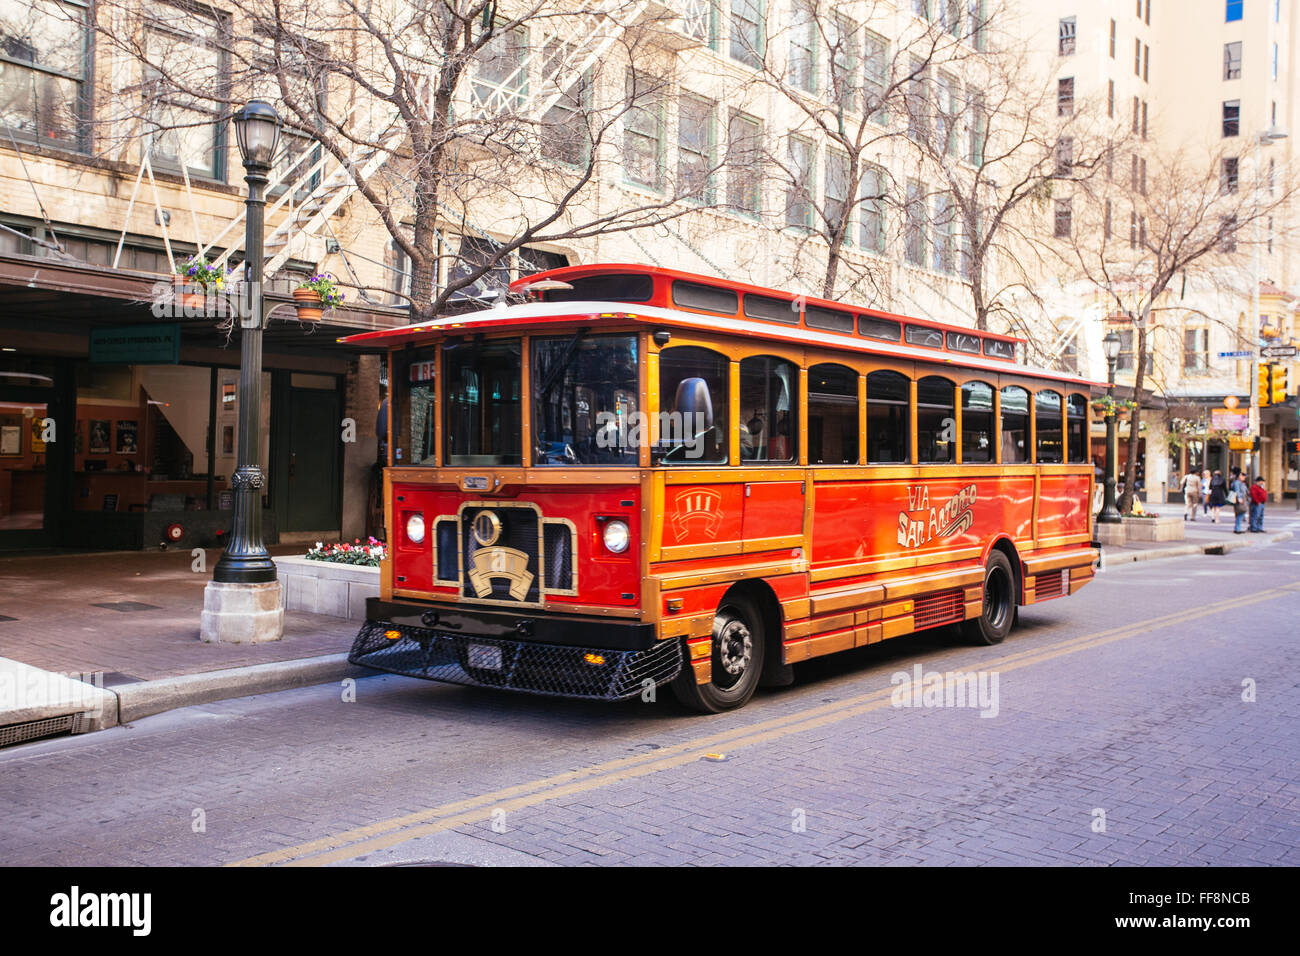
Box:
[1259,363,1273,406]
[1270,365,1289,405]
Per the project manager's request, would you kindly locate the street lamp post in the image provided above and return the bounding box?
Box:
[1098,330,1123,524]
[201,101,284,644]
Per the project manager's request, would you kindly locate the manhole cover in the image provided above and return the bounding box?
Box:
[92,602,162,612]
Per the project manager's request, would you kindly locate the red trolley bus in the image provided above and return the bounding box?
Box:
[344,264,1099,712]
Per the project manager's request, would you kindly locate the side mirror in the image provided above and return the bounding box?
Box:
[673,377,714,431]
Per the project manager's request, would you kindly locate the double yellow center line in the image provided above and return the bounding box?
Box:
[228,581,1299,867]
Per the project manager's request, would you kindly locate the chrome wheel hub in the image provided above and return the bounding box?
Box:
[716,617,752,676]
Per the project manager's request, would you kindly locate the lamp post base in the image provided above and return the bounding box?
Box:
[200,580,284,644]
[1093,522,1127,546]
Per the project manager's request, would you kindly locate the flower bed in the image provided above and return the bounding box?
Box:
[306,538,387,567]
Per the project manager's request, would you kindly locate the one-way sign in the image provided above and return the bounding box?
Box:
[1261,345,1298,359]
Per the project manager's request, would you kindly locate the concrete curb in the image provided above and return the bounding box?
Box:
[1101,530,1294,567]
[114,653,368,724]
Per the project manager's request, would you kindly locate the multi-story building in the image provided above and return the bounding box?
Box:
[1018,0,1298,504]
[4,0,1035,552]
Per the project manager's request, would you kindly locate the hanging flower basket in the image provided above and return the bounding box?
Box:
[173,255,227,312]
[293,273,345,322]
[292,287,324,321]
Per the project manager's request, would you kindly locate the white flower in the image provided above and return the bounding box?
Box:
[315,541,323,549]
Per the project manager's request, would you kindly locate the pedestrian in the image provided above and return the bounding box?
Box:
[1249,476,1267,532]
[1208,469,1227,523]
[1182,469,1202,521]
[1230,470,1250,533]
[1201,469,1212,514]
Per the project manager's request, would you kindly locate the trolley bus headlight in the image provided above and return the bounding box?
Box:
[602,519,630,554]
[405,513,425,545]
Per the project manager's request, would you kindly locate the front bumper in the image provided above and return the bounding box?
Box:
[349,598,683,701]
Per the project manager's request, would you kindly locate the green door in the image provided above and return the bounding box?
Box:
[279,380,341,533]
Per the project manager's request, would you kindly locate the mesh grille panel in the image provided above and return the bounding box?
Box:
[349,620,682,701]
[913,588,965,630]
[543,523,573,591]
[0,715,75,748]
[435,520,458,582]
[461,507,540,603]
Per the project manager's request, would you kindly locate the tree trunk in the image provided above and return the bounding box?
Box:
[1118,320,1148,513]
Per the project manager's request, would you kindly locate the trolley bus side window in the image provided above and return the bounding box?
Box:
[1001,385,1030,463]
[917,375,956,463]
[394,346,438,466]
[1036,389,1064,463]
[656,346,729,464]
[866,369,910,464]
[739,355,797,462]
[962,381,995,463]
[1067,393,1088,463]
[809,363,859,464]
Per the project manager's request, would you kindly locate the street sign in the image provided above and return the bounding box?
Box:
[1260,345,1298,359]
[1218,350,1252,358]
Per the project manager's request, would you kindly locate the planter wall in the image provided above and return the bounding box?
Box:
[274,555,379,620]
[1120,516,1185,542]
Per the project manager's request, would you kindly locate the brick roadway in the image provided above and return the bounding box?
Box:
[1,517,1297,866]
[0,548,356,680]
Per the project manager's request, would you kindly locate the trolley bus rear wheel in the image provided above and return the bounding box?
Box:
[671,594,766,713]
[962,551,1016,646]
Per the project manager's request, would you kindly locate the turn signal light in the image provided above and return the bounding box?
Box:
[385,629,402,641]
[583,653,606,666]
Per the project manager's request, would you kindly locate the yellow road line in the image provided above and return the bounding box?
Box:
[229,581,1300,867]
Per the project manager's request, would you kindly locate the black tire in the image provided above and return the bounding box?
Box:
[962,551,1017,646]
[671,593,766,713]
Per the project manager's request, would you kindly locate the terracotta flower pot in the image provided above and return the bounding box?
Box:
[293,287,323,321]
[173,276,207,312]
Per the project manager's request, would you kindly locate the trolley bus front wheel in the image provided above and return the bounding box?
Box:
[672,593,766,713]
[963,551,1016,646]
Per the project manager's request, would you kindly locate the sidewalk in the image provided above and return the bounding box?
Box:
[1,520,1294,744]
[1098,509,1297,566]
[0,547,366,743]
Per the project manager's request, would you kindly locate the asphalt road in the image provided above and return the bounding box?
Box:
[3,516,1298,866]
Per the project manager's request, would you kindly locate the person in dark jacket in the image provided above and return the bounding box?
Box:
[1208,470,1227,522]
[1230,471,1250,533]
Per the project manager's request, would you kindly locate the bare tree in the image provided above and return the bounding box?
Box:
[87,0,714,320]
[1062,142,1296,512]
[730,0,987,302]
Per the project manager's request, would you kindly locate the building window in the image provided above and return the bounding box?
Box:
[472,27,527,111]
[623,71,664,190]
[1145,0,1151,25]
[829,15,859,114]
[1221,156,1239,193]
[1104,199,1112,238]
[1134,38,1141,75]
[1130,152,1138,188]
[859,163,887,253]
[1109,18,1117,57]
[1057,76,1074,116]
[1129,210,1137,249]
[1272,42,1278,80]
[1141,99,1148,138]
[1132,96,1140,133]
[1143,44,1149,81]
[725,111,763,216]
[145,5,228,180]
[933,192,955,273]
[730,0,764,69]
[1223,99,1240,137]
[541,60,592,167]
[1054,198,1072,238]
[1226,0,1243,23]
[906,57,928,144]
[1139,215,1146,246]
[905,179,927,267]
[1107,79,1115,117]
[678,93,716,203]
[1224,41,1241,80]
[935,74,958,155]
[1056,137,1074,176]
[968,91,986,165]
[863,31,889,125]
[1140,156,1147,193]
[825,150,850,240]
[788,1,817,92]
[1115,330,1152,373]
[1219,215,1238,252]
[1183,327,1209,372]
[1059,17,1076,55]
[1,0,90,151]
[384,238,411,306]
[785,134,815,230]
